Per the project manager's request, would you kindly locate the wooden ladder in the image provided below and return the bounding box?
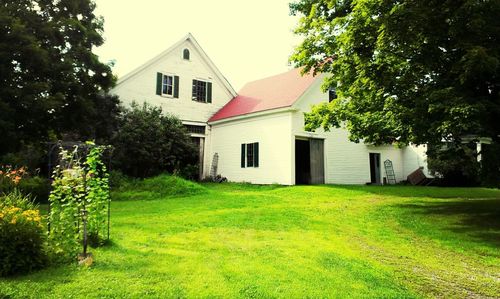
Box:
[384,159,397,184]
[210,153,219,179]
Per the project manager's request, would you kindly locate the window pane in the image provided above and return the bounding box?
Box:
[192,80,207,102]
[246,143,254,167]
[184,125,206,134]
[162,75,174,95]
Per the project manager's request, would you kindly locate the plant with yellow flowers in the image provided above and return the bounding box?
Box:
[0,190,47,276]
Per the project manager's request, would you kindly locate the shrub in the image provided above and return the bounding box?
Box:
[111,174,206,201]
[0,145,45,172]
[0,165,51,203]
[427,142,480,186]
[140,174,205,197]
[108,170,131,188]
[111,102,198,178]
[18,176,51,203]
[0,165,28,190]
[175,164,199,181]
[0,190,47,276]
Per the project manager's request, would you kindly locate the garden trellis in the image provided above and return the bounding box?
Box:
[47,141,112,261]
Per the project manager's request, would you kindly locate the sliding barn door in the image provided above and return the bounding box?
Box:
[309,139,325,184]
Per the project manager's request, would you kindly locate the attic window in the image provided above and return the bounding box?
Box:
[183,48,190,60]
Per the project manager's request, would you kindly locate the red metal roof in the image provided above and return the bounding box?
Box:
[209,68,317,122]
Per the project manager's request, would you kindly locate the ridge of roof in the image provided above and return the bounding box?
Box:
[208,68,317,123]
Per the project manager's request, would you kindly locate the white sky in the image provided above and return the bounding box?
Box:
[93,0,302,91]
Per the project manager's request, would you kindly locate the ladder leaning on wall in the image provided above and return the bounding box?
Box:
[210,153,219,179]
[384,159,397,185]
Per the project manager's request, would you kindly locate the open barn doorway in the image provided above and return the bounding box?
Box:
[369,153,381,184]
[295,138,325,185]
[190,137,204,180]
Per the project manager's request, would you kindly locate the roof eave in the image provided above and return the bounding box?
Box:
[208,106,297,125]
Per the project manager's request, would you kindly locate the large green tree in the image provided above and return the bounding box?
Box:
[0,0,118,156]
[290,0,500,147]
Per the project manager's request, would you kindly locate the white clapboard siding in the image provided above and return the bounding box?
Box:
[210,112,294,185]
[111,35,235,123]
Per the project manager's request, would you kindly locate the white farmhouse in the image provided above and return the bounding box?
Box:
[113,33,428,185]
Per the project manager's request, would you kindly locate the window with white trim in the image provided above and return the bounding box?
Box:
[192,79,212,103]
[156,72,179,98]
[241,142,259,168]
[183,48,190,60]
[162,75,174,96]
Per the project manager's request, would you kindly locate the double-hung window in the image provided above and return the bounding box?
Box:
[241,142,259,168]
[156,72,179,98]
[163,75,174,96]
[192,79,212,103]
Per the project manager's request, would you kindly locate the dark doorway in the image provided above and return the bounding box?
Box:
[369,153,381,184]
[295,138,325,185]
[190,137,205,180]
[295,139,310,184]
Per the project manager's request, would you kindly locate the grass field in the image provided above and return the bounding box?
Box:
[1,176,499,298]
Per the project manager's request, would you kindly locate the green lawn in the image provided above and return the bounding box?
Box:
[1,178,499,298]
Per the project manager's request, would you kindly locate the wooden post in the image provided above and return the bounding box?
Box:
[82,209,88,257]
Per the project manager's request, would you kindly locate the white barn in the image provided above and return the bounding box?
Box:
[112,34,429,185]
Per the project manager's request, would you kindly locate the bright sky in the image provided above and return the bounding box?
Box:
[93,0,303,91]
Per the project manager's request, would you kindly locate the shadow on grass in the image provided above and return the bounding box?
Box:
[396,198,500,248]
[322,184,500,199]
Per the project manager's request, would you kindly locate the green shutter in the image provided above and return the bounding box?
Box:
[241,144,246,168]
[207,82,212,103]
[174,76,179,98]
[254,142,259,167]
[156,72,163,95]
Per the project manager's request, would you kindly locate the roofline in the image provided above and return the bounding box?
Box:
[291,73,325,110]
[208,106,296,125]
[114,33,237,97]
[188,34,237,97]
